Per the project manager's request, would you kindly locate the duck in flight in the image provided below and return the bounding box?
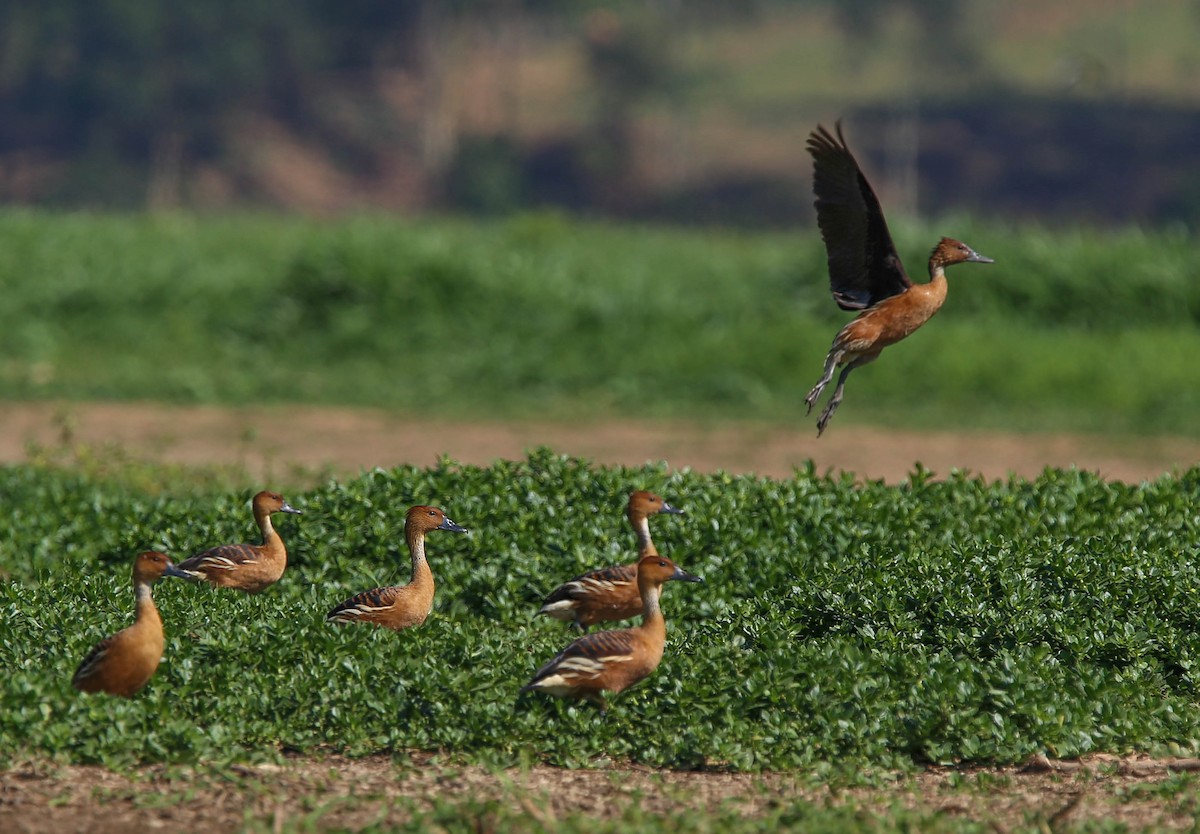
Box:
[804,122,993,436]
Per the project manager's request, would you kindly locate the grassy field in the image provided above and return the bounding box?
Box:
[3,452,1200,776]
[0,210,1198,435]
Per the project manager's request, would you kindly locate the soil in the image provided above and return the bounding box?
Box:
[4,400,1200,831]
[2,401,1198,485]
[2,753,1198,833]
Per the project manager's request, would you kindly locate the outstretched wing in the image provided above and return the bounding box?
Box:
[807,122,911,310]
[525,628,635,689]
[175,543,259,578]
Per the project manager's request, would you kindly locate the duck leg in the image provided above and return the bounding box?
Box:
[805,347,844,413]
[815,354,875,436]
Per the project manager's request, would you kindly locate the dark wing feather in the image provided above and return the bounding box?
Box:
[529,628,635,684]
[72,634,116,688]
[541,563,636,604]
[327,586,397,618]
[806,123,911,310]
[176,543,259,574]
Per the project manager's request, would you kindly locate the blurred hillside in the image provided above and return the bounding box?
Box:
[1,0,1198,226]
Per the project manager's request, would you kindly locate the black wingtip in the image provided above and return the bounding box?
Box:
[807,120,850,158]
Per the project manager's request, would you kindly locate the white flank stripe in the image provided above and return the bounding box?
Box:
[579,578,624,592]
[534,676,578,695]
[201,556,252,571]
[557,657,606,675]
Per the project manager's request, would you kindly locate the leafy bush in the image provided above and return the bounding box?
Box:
[3,453,1200,770]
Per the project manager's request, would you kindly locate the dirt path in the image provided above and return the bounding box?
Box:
[2,401,1197,484]
[3,754,1198,833]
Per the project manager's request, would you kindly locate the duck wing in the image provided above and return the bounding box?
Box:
[326,586,400,621]
[540,563,637,606]
[71,633,117,689]
[807,122,911,310]
[525,628,636,687]
[175,543,259,577]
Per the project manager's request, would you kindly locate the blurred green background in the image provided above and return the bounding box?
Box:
[1,0,1198,436]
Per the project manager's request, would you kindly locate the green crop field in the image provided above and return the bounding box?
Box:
[4,452,1200,777]
[1,210,1199,435]
[4,210,1200,830]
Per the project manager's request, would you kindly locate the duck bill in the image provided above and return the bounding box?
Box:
[659,502,685,516]
[439,517,468,533]
[966,250,994,264]
[280,501,303,515]
[671,567,703,583]
[163,564,193,580]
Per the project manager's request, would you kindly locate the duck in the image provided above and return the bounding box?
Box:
[174,490,302,594]
[803,122,994,436]
[522,553,701,712]
[72,550,189,697]
[537,490,684,630]
[326,505,468,630]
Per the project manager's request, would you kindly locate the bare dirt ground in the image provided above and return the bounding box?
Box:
[2,400,1198,484]
[2,754,1199,833]
[5,401,1200,832]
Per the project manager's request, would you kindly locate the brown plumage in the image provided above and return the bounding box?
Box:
[536,491,684,630]
[522,553,701,712]
[803,122,994,436]
[326,505,468,631]
[72,551,189,697]
[174,490,302,594]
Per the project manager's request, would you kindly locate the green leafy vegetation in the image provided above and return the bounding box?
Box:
[3,452,1200,770]
[1,211,1199,435]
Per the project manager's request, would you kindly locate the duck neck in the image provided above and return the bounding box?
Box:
[254,506,286,556]
[134,580,160,625]
[255,507,279,547]
[922,260,950,305]
[629,513,657,558]
[405,523,433,588]
[926,260,948,286]
[639,581,666,636]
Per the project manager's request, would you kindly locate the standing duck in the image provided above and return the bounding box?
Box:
[803,122,993,436]
[522,553,701,712]
[326,505,468,630]
[72,551,189,697]
[537,490,684,630]
[174,490,302,593]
